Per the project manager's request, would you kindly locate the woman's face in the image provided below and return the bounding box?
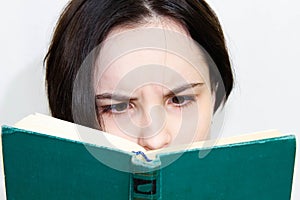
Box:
[95,19,215,150]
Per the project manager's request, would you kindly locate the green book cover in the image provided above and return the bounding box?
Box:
[1,114,296,200]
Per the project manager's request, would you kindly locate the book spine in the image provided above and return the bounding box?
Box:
[130,153,161,200]
[131,170,161,200]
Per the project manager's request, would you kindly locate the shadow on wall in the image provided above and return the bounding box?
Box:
[0,58,49,125]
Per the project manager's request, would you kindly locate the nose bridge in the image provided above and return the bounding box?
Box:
[137,102,171,150]
[139,103,165,136]
[135,84,171,150]
[138,84,163,126]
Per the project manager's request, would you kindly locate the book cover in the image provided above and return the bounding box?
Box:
[1,115,296,200]
[159,135,296,199]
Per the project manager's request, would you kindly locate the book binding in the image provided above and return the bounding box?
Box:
[130,153,161,200]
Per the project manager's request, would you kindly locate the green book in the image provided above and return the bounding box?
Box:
[1,114,296,200]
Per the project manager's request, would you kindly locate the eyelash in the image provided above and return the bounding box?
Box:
[98,95,196,115]
[166,95,196,108]
[99,102,134,115]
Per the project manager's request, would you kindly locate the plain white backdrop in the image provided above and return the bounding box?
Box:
[0,0,299,199]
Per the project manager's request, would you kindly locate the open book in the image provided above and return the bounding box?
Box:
[1,113,296,199]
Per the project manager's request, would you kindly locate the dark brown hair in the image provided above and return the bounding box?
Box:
[44,0,234,129]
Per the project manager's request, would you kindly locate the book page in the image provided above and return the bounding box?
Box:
[14,113,145,153]
[13,114,284,159]
[146,129,283,158]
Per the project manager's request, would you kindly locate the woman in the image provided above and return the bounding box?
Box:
[44,0,234,150]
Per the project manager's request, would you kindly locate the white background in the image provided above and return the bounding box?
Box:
[0,0,299,199]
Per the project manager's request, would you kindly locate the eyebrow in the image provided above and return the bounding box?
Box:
[165,83,204,97]
[95,83,204,101]
[95,93,137,101]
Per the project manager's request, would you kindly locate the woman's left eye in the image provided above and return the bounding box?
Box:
[100,102,132,114]
[167,95,196,107]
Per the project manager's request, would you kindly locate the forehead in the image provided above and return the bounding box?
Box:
[95,22,210,92]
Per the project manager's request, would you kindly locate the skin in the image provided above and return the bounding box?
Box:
[95,18,215,150]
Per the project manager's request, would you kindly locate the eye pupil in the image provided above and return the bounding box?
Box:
[172,96,184,104]
[114,103,128,111]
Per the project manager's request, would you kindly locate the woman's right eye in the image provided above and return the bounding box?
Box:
[100,102,132,114]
